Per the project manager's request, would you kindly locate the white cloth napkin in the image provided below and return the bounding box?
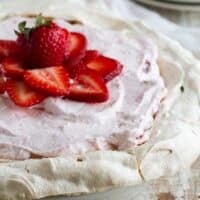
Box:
[87,0,200,59]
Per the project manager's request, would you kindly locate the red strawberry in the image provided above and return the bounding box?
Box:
[65,52,123,82]
[0,40,21,60]
[0,73,6,94]
[2,57,24,78]
[68,69,108,103]
[19,21,69,68]
[16,33,27,48]
[64,50,99,78]
[66,32,87,66]
[16,33,30,61]
[86,55,123,82]
[82,50,100,64]
[6,79,45,107]
[24,66,70,96]
[65,62,86,78]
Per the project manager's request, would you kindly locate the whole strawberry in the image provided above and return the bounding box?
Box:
[16,15,69,68]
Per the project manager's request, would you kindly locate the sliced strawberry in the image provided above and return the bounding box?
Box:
[2,57,24,78]
[23,66,70,96]
[0,73,6,94]
[65,62,86,79]
[82,50,100,64]
[68,69,108,103]
[66,32,87,66]
[64,50,100,78]
[86,55,123,82]
[0,40,21,60]
[6,79,45,107]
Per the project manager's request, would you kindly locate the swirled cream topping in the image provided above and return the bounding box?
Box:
[0,17,166,160]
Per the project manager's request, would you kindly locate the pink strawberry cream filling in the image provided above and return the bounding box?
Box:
[0,17,166,160]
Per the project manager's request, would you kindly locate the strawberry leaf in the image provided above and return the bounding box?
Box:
[15,21,31,40]
[14,30,20,36]
[18,21,26,32]
[23,28,31,40]
[35,14,51,28]
[15,15,51,40]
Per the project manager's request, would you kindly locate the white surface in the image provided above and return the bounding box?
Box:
[0,1,199,200]
[166,0,200,2]
[114,0,200,58]
[98,0,200,59]
[136,0,200,11]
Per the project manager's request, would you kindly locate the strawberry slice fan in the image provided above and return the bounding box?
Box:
[0,15,123,107]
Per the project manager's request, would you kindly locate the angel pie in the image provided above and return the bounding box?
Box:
[0,16,166,160]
